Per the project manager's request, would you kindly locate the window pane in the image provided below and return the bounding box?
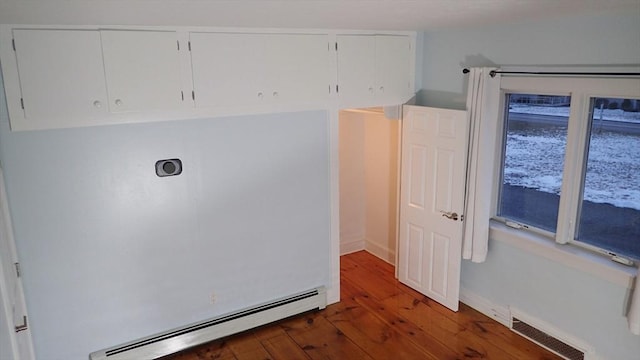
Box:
[576,97,640,259]
[498,94,570,232]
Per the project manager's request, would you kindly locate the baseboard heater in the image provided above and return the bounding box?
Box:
[90,286,327,360]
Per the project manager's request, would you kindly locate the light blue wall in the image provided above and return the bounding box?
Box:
[0,72,331,359]
[419,10,640,109]
[419,11,640,359]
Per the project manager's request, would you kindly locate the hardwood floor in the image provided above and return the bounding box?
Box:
[164,251,562,359]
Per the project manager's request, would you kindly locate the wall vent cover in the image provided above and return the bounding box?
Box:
[512,317,585,360]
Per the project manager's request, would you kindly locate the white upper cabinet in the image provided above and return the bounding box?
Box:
[337,34,412,108]
[374,35,412,105]
[190,32,269,110]
[101,30,185,113]
[268,34,330,108]
[190,32,330,112]
[336,35,376,108]
[0,26,414,131]
[11,29,110,130]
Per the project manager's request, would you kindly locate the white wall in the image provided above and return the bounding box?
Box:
[419,10,640,360]
[339,111,366,254]
[339,110,399,264]
[0,72,331,359]
[363,112,399,264]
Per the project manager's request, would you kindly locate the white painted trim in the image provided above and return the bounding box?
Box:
[490,221,637,288]
[364,239,396,265]
[340,237,365,255]
[459,287,511,327]
[328,110,341,305]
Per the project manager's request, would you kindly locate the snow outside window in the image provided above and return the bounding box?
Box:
[495,77,640,262]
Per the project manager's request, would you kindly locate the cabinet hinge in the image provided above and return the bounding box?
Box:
[188,41,191,51]
[181,91,184,101]
[20,98,24,110]
[177,40,180,51]
[192,91,195,100]
[336,85,339,93]
[15,315,27,333]
[335,42,338,51]
[12,38,16,51]
[14,262,20,278]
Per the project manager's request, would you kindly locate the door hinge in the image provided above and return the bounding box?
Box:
[14,262,20,277]
[20,98,24,110]
[12,38,16,51]
[15,315,27,332]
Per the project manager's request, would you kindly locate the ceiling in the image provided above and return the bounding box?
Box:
[0,0,638,30]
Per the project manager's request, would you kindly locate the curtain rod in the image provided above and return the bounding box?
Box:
[461,68,640,78]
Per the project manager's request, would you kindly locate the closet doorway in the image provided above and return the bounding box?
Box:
[338,108,401,267]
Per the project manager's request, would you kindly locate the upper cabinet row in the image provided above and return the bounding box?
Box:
[1,28,415,131]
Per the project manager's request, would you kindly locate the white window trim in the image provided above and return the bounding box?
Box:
[490,220,636,288]
[491,75,640,285]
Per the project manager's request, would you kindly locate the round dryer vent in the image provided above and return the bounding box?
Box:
[156,159,183,177]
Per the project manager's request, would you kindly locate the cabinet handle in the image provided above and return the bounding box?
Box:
[115,99,123,106]
[257,92,264,99]
[379,86,385,93]
[272,91,279,98]
[368,87,374,93]
[93,100,102,108]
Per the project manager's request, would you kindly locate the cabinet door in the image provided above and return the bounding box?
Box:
[190,32,268,110]
[12,29,109,128]
[101,30,184,113]
[268,34,330,108]
[374,35,411,105]
[336,35,375,108]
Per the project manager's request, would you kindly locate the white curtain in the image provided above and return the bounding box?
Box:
[629,273,640,335]
[462,67,501,263]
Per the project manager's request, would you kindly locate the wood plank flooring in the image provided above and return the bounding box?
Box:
[164,251,562,359]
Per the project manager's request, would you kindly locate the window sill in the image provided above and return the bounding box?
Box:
[489,220,637,288]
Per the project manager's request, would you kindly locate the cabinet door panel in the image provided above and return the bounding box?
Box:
[101,30,183,113]
[190,33,268,109]
[269,34,329,107]
[12,29,109,126]
[375,35,411,105]
[336,35,375,108]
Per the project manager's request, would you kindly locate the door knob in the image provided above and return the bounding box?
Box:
[440,211,458,221]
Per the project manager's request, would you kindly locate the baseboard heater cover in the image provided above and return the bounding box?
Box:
[509,308,593,360]
[90,286,327,360]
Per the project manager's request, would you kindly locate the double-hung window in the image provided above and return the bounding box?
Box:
[495,76,640,262]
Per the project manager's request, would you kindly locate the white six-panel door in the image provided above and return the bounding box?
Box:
[398,105,468,311]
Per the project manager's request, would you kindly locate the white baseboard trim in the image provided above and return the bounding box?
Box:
[364,240,396,265]
[459,287,511,327]
[340,238,365,255]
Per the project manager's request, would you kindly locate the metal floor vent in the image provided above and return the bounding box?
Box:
[90,286,327,360]
[512,317,585,360]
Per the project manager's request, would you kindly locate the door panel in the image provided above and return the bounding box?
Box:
[374,35,411,105]
[269,34,330,107]
[398,105,468,311]
[336,35,375,108]
[190,32,268,109]
[12,29,109,128]
[101,30,183,113]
